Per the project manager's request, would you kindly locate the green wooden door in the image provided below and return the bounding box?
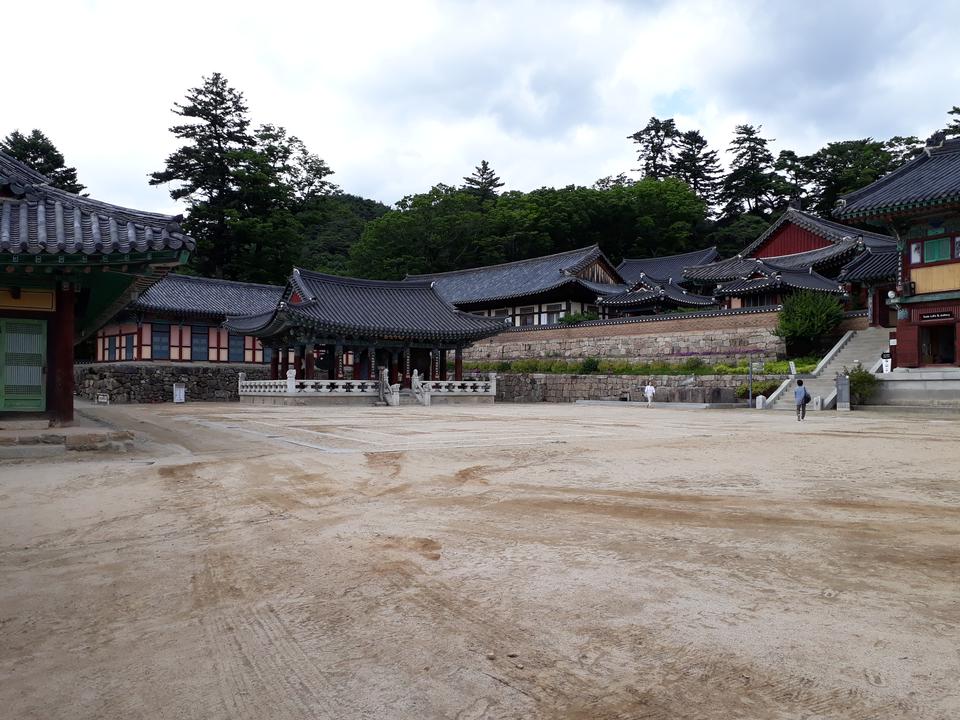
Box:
[0,319,47,411]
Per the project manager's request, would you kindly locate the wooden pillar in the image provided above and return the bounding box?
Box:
[305,345,315,379]
[280,346,289,377]
[365,346,375,380]
[389,350,399,385]
[439,349,448,380]
[334,343,344,380]
[52,282,75,425]
[294,345,304,379]
[269,346,279,380]
[454,346,463,381]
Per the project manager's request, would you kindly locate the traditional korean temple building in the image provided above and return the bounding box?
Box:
[683,208,895,308]
[835,135,960,367]
[94,274,282,364]
[405,245,627,324]
[602,247,719,315]
[226,268,506,386]
[0,151,193,423]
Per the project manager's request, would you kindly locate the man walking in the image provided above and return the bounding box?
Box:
[644,382,656,407]
[794,379,810,421]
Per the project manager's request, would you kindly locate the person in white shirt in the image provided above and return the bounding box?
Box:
[643,382,656,407]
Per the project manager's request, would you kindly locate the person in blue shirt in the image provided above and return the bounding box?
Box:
[794,379,810,421]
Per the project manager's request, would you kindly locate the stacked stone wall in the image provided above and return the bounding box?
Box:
[496,373,785,404]
[465,311,784,364]
[75,362,270,404]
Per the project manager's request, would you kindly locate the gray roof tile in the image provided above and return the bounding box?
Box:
[130,274,283,320]
[0,150,194,255]
[405,245,625,304]
[836,138,960,219]
[617,247,719,284]
[228,269,507,342]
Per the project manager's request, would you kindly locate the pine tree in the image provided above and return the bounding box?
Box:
[884,135,924,165]
[0,129,86,194]
[943,106,960,138]
[721,124,782,217]
[462,160,504,202]
[150,73,256,279]
[670,130,721,209]
[628,117,678,179]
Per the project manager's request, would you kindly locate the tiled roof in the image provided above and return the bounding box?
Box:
[405,245,625,304]
[683,239,863,282]
[739,208,894,257]
[0,150,194,255]
[714,267,842,296]
[600,280,715,308]
[838,249,899,283]
[836,137,960,220]
[130,274,283,320]
[227,269,507,342]
[617,247,719,284]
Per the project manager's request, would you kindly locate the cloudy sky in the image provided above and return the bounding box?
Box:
[4,1,958,214]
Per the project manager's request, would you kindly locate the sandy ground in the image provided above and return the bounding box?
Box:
[0,401,958,720]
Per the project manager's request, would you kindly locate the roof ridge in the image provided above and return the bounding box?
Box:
[404,245,601,279]
[159,274,282,291]
[619,246,718,263]
[295,267,433,289]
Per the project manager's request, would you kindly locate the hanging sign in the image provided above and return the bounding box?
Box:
[920,311,953,321]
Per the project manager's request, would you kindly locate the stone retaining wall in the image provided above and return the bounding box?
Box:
[75,362,271,404]
[465,311,784,364]
[496,373,786,404]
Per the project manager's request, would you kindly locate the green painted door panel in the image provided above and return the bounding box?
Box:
[0,319,47,411]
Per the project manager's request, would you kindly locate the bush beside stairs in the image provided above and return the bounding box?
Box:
[767,327,890,411]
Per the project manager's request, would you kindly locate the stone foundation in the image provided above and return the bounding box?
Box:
[75,362,271,404]
[496,373,785,404]
[466,311,784,364]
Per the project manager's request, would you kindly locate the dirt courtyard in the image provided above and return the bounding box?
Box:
[1,402,958,719]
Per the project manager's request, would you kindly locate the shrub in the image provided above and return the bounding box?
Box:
[558,311,599,325]
[679,356,706,372]
[774,290,844,355]
[846,364,879,404]
[577,357,600,374]
[735,379,783,399]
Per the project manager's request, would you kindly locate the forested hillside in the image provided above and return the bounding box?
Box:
[5,74,957,284]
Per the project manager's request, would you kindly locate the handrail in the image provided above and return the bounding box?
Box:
[811,330,854,377]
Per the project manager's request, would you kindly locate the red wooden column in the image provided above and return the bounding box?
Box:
[52,282,75,425]
[454,347,463,381]
[280,346,289,377]
[269,346,279,380]
[293,345,303,378]
[439,349,448,380]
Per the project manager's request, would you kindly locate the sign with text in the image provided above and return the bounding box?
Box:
[920,311,954,321]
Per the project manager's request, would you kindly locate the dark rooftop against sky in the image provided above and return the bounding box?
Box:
[3,1,957,215]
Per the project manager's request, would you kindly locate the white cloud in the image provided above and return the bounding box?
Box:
[2,0,957,213]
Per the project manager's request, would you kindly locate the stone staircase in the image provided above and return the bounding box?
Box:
[767,327,890,411]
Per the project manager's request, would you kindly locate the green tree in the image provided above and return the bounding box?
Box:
[705,213,771,257]
[671,130,722,210]
[297,194,390,275]
[884,135,924,166]
[462,160,504,203]
[774,290,844,355]
[1,129,86,194]
[944,106,960,138]
[150,73,338,283]
[721,124,783,218]
[150,72,254,279]
[628,117,678,179]
[801,139,893,217]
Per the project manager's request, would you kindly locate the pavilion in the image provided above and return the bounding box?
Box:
[225,268,506,387]
[0,151,193,423]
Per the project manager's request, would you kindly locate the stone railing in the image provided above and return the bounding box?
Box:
[238,371,380,397]
[412,370,497,405]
